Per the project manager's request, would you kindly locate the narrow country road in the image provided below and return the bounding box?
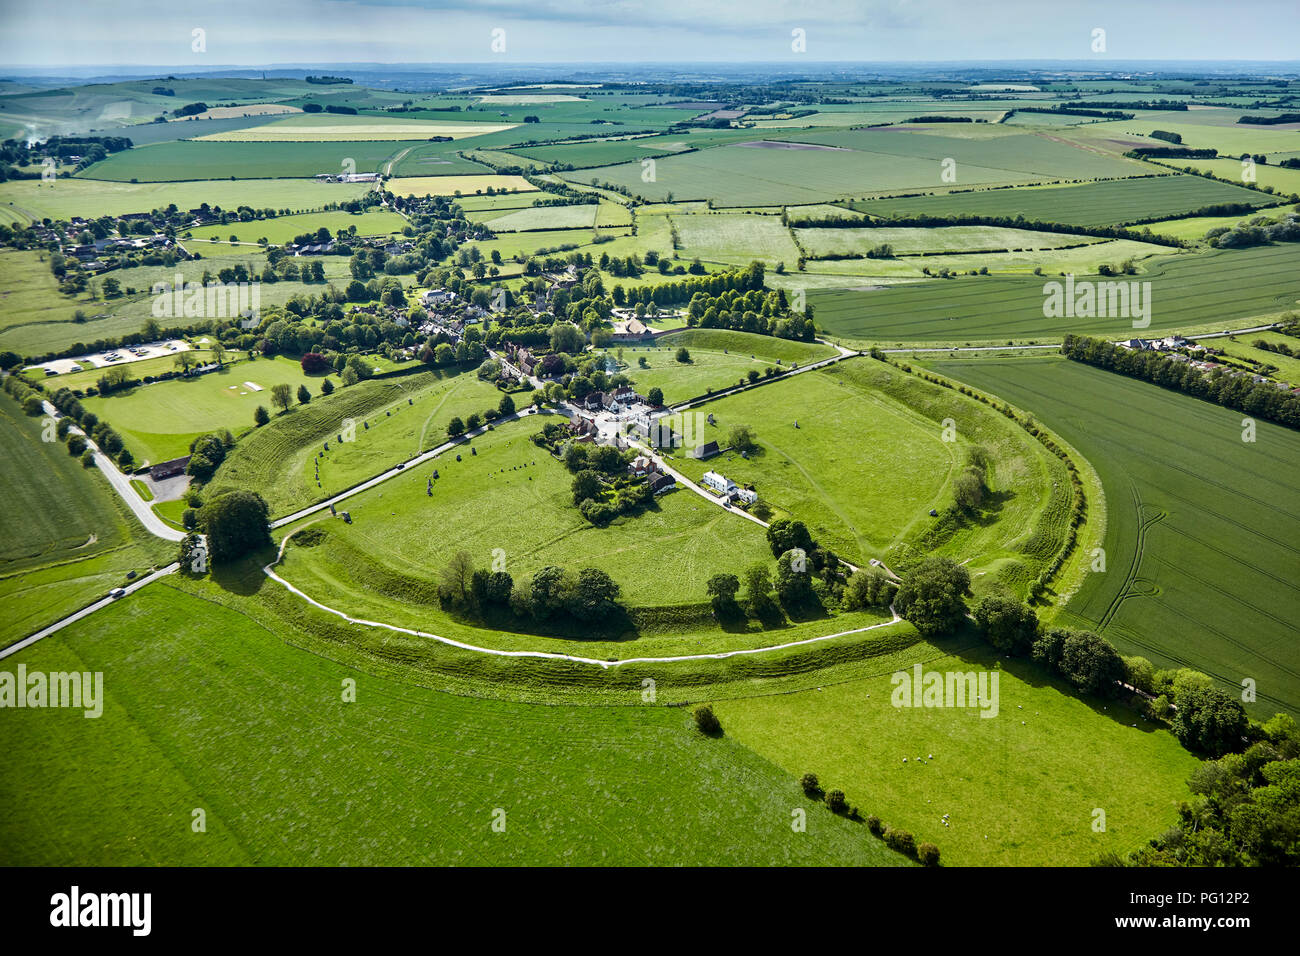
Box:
[0,563,179,660]
[43,400,185,542]
[270,405,569,529]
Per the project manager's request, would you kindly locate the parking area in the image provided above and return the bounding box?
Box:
[29,339,191,377]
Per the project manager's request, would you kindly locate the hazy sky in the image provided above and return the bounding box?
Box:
[1,0,1297,67]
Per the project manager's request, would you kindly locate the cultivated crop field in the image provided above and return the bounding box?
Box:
[794,224,1105,257]
[0,397,172,646]
[74,140,418,182]
[196,114,517,141]
[930,356,1300,717]
[562,135,1097,207]
[0,177,373,221]
[810,242,1300,344]
[846,174,1277,227]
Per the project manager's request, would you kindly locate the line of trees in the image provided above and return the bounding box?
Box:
[1061,334,1300,430]
[4,374,134,469]
[439,551,624,624]
[799,211,1187,247]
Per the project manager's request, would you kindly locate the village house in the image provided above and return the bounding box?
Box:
[701,470,736,496]
[422,289,457,307]
[647,471,677,495]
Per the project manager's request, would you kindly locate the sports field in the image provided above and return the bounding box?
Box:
[83,355,330,465]
[929,355,1300,717]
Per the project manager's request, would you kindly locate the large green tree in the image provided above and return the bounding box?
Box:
[974,595,1039,656]
[200,490,272,564]
[894,557,970,637]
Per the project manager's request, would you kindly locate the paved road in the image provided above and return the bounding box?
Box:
[672,344,857,412]
[0,563,180,661]
[42,400,185,542]
[271,406,569,529]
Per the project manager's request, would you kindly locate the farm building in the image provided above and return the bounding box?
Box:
[689,440,721,459]
[149,455,192,480]
[611,318,653,342]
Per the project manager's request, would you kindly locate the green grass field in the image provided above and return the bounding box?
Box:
[1213,331,1300,386]
[845,174,1277,227]
[672,212,801,266]
[0,395,173,647]
[471,203,598,231]
[205,368,502,515]
[928,355,1300,717]
[810,242,1300,344]
[618,330,836,404]
[715,643,1200,866]
[0,582,906,865]
[279,416,774,613]
[661,358,1071,593]
[0,249,103,356]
